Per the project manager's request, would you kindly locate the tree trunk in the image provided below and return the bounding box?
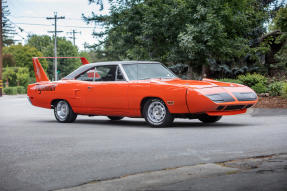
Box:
[6,77,9,87]
[186,63,193,80]
[201,64,207,78]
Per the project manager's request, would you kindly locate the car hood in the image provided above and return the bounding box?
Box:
[149,78,244,89]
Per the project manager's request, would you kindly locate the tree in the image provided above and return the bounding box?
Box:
[2,44,48,79]
[2,67,17,87]
[27,35,52,52]
[178,0,267,76]
[27,35,82,79]
[1,0,15,46]
[3,54,16,67]
[85,0,281,78]
[268,4,287,76]
[2,67,30,87]
[43,37,81,79]
[273,4,287,32]
[79,51,92,62]
[16,67,30,87]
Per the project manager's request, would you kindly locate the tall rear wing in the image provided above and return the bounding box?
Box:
[32,57,90,82]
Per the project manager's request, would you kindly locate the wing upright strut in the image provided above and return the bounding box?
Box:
[32,57,50,82]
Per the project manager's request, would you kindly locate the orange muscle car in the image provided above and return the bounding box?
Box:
[27,57,258,127]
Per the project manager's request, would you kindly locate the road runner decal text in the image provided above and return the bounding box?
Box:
[34,84,57,94]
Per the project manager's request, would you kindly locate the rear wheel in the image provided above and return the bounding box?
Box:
[198,114,222,123]
[107,116,124,121]
[54,100,77,123]
[143,98,174,127]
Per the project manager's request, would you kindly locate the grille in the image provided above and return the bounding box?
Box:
[216,106,225,110]
[224,105,245,111]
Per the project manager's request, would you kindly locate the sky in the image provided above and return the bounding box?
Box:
[7,0,110,50]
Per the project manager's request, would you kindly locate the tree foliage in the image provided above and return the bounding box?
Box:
[2,44,47,79]
[1,0,15,46]
[27,35,52,52]
[273,4,287,32]
[27,35,81,79]
[43,37,81,79]
[273,5,287,76]
[260,4,287,77]
[2,67,30,87]
[179,0,265,66]
[85,0,284,78]
[3,54,16,67]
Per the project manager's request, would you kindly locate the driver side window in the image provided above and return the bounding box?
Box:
[76,67,96,81]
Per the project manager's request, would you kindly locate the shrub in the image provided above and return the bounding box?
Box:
[217,78,242,84]
[3,87,18,95]
[268,82,283,96]
[238,73,268,87]
[16,86,26,94]
[282,83,287,98]
[251,83,268,94]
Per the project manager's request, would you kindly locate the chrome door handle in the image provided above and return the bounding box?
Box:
[88,86,93,89]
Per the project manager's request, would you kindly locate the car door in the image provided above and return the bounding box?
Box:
[84,65,129,115]
[70,66,96,113]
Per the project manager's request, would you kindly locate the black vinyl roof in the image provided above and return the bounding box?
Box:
[63,61,160,80]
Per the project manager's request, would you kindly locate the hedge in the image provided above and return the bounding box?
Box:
[3,86,26,95]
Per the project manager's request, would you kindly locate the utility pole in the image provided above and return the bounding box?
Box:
[67,29,81,46]
[0,0,3,97]
[46,12,65,81]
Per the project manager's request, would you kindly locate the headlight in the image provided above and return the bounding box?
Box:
[233,92,257,101]
[206,94,224,103]
[205,93,235,103]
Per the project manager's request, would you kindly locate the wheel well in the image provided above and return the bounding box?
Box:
[51,99,63,109]
[140,97,163,116]
[51,99,76,114]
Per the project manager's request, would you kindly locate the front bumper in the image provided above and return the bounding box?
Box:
[186,86,258,115]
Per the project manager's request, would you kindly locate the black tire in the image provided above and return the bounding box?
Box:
[107,116,124,121]
[143,98,174,127]
[198,114,222,123]
[54,100,77,123]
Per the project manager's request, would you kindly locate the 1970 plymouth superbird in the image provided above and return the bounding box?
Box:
[27,57,258,127]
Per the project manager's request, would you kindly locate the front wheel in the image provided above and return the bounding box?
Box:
[54,100,77,123]
[143,98,174,127]
[198,114,222,123]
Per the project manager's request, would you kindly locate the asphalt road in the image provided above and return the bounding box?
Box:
[0,95,287,191]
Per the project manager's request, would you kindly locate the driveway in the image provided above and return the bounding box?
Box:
[0,95,287,191]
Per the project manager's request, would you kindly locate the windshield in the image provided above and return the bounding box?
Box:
[122,63,177,81]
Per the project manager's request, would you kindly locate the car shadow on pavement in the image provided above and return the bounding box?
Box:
[172,121,253,128]
[50,119,254,129]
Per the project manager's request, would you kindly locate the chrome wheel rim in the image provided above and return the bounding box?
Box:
[147,101,166,125]
[56,101,69,121]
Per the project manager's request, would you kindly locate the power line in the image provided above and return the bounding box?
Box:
[11,15,84,21]
[14,23,52,27]
[8,19,30,36]
[57,25,94,29]
[11,16,45,19]
[46,12,65,81]
[13,22,94,28]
